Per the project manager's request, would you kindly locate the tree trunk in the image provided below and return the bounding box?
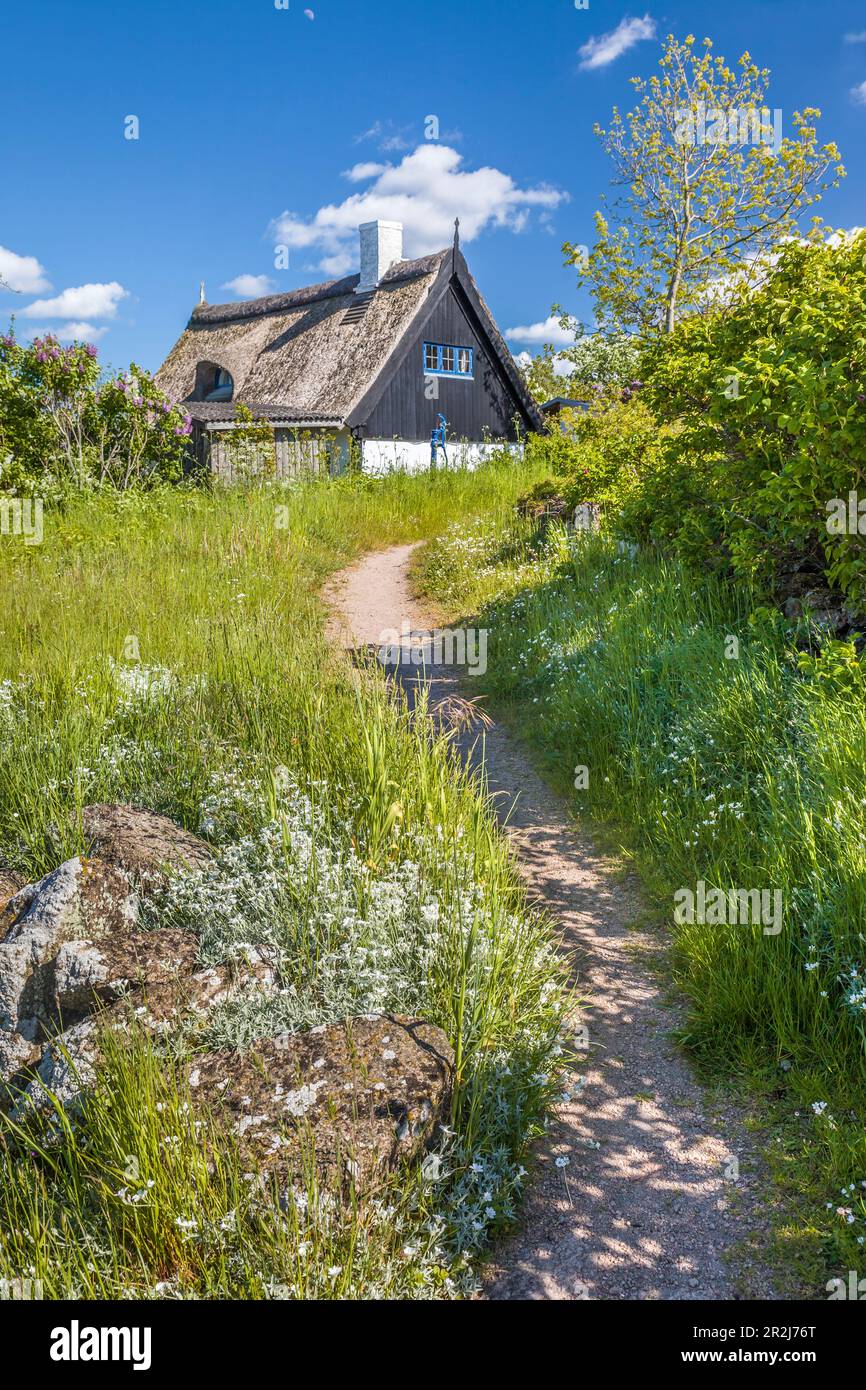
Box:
[664,270,681,334]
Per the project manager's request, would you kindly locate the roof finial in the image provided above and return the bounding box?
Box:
[199,280,206,305]
[452,218,460,273]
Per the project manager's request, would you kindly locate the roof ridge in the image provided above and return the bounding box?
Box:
[192,250,449,327]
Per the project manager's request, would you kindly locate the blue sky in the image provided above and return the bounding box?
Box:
[2,0,865,375]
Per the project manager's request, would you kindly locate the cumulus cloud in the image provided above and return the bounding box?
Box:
[852,80,866,105]
[343,161,389,182]
[505,315,578,347]
[52,321,109,342]
[221,273,276,298]
[0,246,51,294]
[21,322,109,343]
[578,14,656,71]
[21,282,128,320]
[826,225,866,244]
[270,144,566,272]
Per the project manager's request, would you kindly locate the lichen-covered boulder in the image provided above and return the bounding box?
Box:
[52,927,201,1022]
[187,1015,453,1193]
[15,950,280,1112]
[81,804,214,883]
[0,857,137,1042]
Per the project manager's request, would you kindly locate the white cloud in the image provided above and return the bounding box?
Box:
[845,31,866,43]
[54,321,109,342]
[270,144,566,272]
[826,225,865,245]
[343,161,389,182]
[21,282,128,320]
[852,80,866,105]
[0,246,51,294]
[318,251,356,277]
[21,322,109,342]
[221,273,276,298]
[578,14,656,71]
[506,314,578,347]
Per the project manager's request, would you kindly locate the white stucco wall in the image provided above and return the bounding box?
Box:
[361,438,524,476]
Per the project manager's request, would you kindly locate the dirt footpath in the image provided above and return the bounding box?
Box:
[324,542,775,1301]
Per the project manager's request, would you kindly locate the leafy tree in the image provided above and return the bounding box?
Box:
[519,313,641,401]
[566,34,844,334]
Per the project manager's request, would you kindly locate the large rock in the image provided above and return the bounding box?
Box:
[0,1030,41,1088]
[81,804,214,883]
[0,857,137,1041]
[187,1015,453,1193]
[52,927,200,1022]
[18,951,280,1111]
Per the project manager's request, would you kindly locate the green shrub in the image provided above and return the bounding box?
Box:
[523,393,667,522]
[633,232,866,607]
[0,329,192,492]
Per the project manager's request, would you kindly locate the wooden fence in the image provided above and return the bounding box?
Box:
[201,428,346,483]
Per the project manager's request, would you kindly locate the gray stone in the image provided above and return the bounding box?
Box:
[0,858,137,1043]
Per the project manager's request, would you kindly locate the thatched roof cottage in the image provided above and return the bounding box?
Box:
[155,221,543,480]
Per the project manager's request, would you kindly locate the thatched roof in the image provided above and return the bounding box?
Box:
[155,252,450,423]
[184,401,342,426]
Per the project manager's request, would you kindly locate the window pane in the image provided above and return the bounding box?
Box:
[458,348,471,375]
[424,344,438,371]
[441,346,455,373]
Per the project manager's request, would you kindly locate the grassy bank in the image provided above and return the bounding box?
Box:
[0,457,567,1300]
[419,516,866,1291]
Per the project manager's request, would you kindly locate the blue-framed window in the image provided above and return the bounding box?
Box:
[423,342,474,378]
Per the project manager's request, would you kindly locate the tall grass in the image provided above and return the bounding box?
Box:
[0,457,566,1300]
[420,516,866,1284]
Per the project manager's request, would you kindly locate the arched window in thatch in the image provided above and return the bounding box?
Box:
[206,366,234,402]
[191,360,235,402]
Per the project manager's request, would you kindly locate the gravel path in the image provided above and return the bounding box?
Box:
[324,542,774,1302]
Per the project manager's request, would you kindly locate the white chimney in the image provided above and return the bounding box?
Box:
[357,220,404,292]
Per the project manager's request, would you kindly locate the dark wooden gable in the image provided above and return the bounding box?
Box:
[347,252,543,444]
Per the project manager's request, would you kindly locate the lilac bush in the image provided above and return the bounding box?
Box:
[0,328,192,491]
